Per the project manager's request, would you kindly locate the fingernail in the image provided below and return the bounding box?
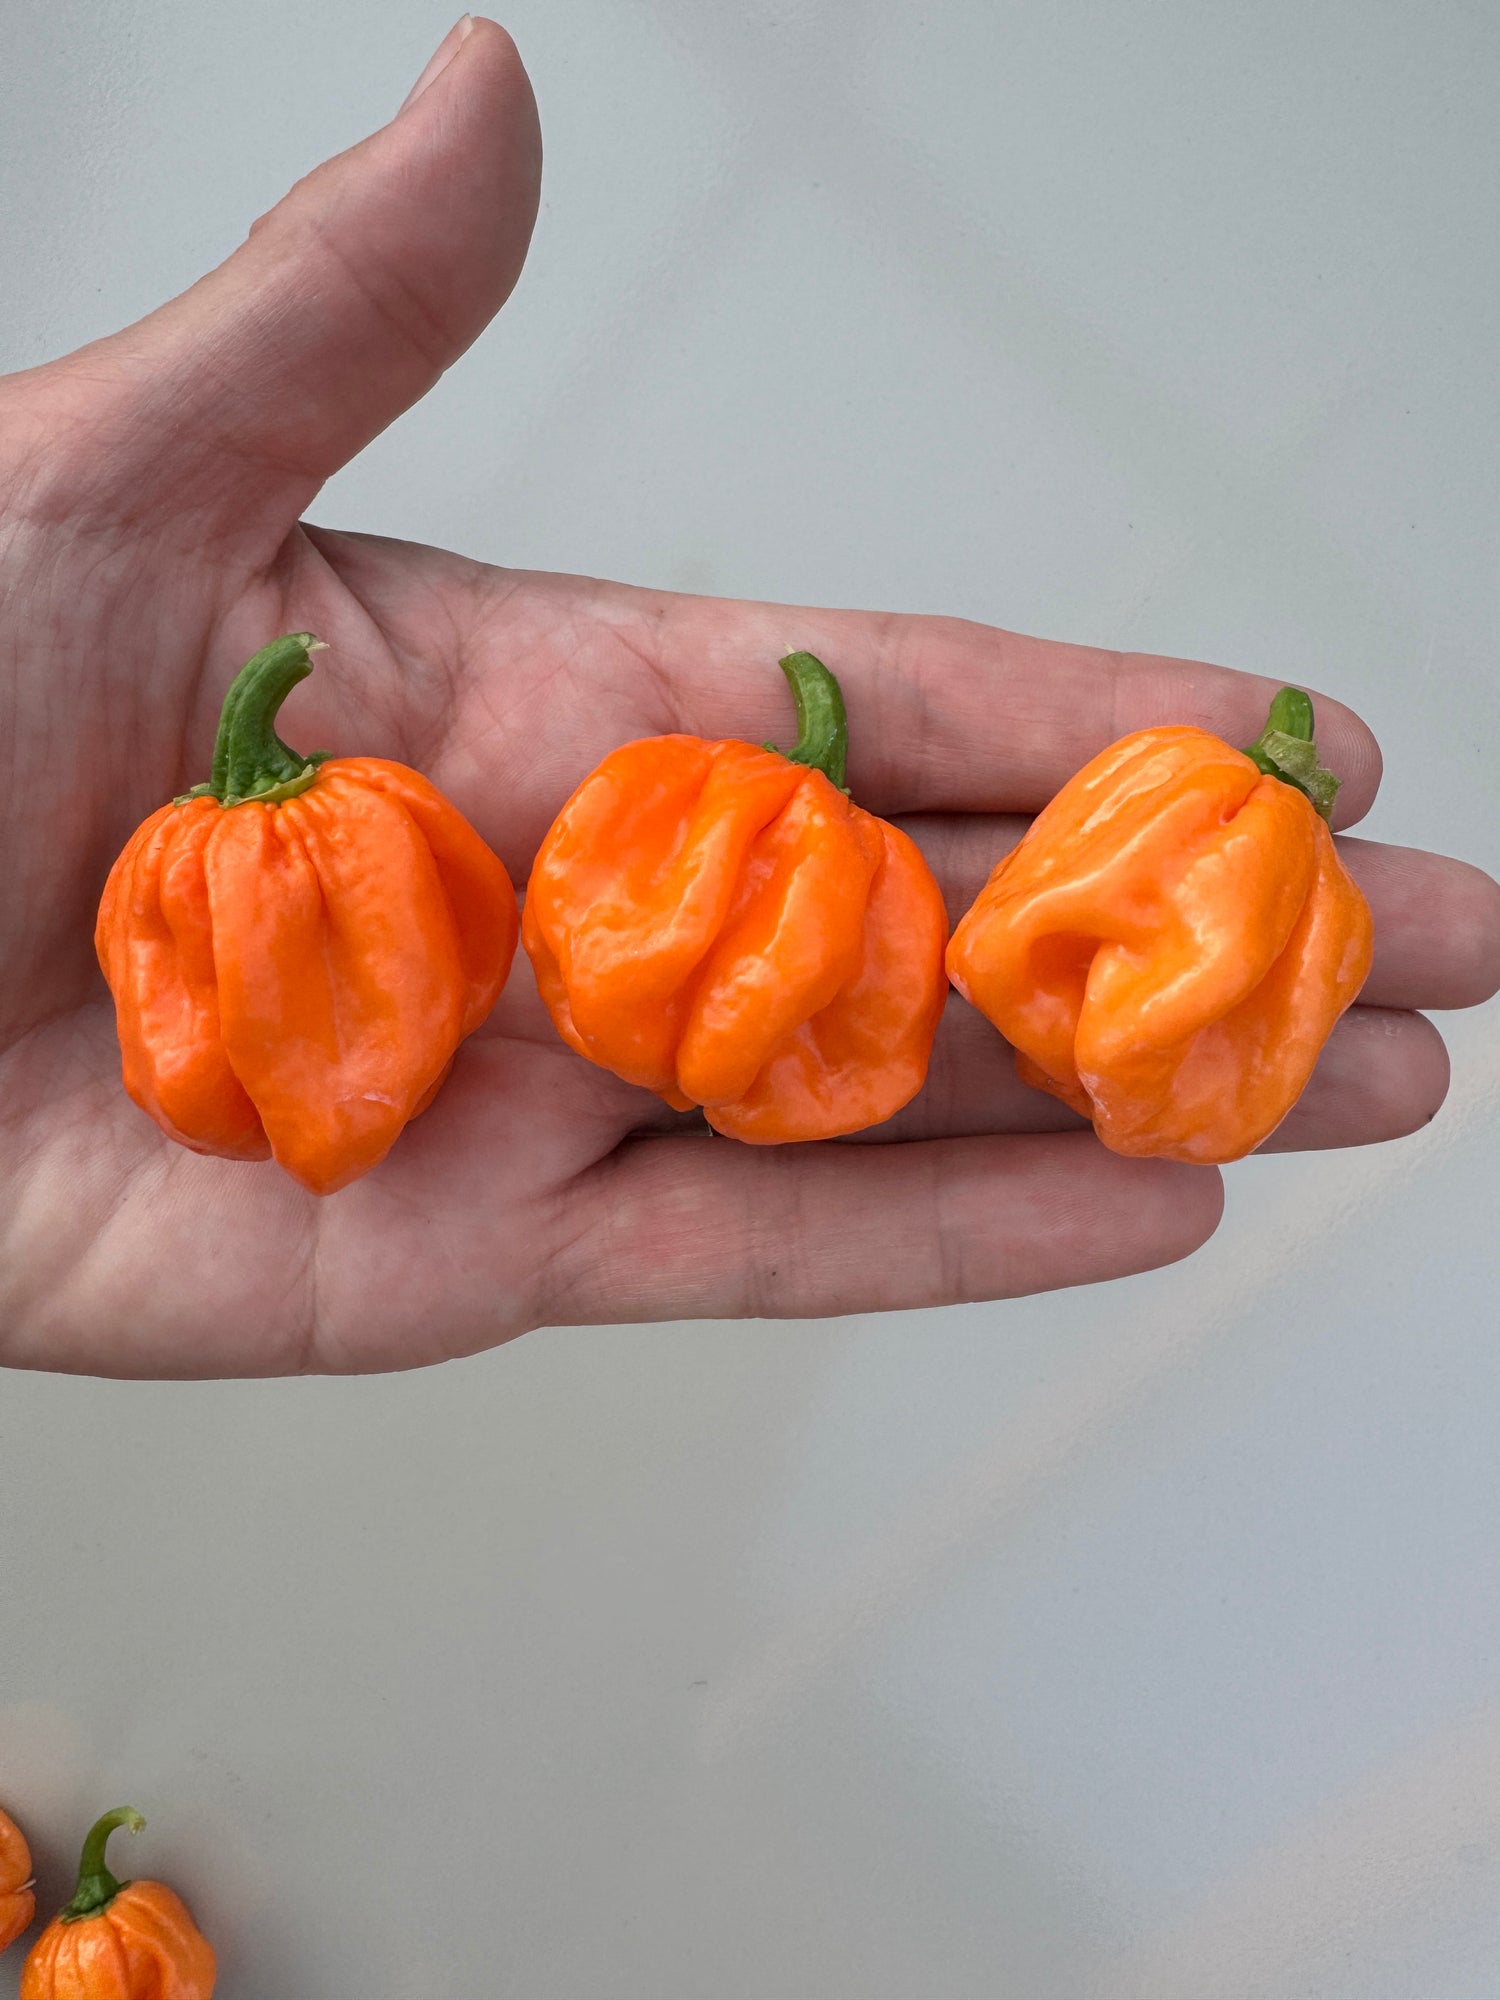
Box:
[399,15,474,113]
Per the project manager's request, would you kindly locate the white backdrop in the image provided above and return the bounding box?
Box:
[3,2,1499,1994]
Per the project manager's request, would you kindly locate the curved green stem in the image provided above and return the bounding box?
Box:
[59,1807,144,1923]
[766,651,849,792]
[175,633,332,807]
[1243,685,1340,821]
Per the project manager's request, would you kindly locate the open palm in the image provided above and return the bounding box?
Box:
[2,20,1495,1378]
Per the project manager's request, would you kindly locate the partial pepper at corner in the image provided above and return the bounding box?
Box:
[21,1808,214,1999]
[1,1804,34,1953]
[523,651,949,1141]
[946,689,1375,1163]
[96,635,519,1194]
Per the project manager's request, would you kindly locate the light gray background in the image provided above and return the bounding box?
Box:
[3,2,1499,1995]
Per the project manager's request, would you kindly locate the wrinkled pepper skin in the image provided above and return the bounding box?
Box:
[95,637,517,1195]
[523,654,949,1141]
[21,1810,214,2000]
[1,1805,34,1952]
[947,701,1374,1164]
[21,1883,214,2000]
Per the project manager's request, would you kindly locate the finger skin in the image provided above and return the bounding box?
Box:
[630,591,1386,826]
[6,20,542,549]
[1337,838,1500,1011]
[379,568,1390,855]
[267,544,1392,886]
[548,1132,1224,1322]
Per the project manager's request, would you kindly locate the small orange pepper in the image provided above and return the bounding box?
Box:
[21,1807,215,2000]
[96,635,518,1194]
[947,688,1374,1163]
[1,1803,35,1952]
[524,652,949,1140]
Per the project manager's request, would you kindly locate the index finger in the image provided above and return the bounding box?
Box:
[642,593,1384,828]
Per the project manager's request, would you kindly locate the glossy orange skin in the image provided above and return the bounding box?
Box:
[524,736,949,1140]
[96,758,518,1194]
[21,1881,215,2000]
[1,1806,34,1952]
[947,724,1374,1163]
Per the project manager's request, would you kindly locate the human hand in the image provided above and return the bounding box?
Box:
[2,19,1496,1377]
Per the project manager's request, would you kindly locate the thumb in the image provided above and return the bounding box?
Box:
[32,17,541,551]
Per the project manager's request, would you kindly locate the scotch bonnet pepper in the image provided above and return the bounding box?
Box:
[1,1804,34,1953]
[523,652,949,1141]
[21,1808,214,2000]
[947,689,1374,1164]
[96,635,518,1194]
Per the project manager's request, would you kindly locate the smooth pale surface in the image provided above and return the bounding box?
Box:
[3,2,1498,1995]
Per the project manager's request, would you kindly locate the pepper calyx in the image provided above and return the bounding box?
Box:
[1244,686,1340,821]
[176,633,333,808]
[58,1807,145,1924]
[766,650,850,793]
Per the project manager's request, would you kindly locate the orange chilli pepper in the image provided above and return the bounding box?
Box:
[21,1808,214,2000]
[524,651,948,1141]
[1,1803,35,1952]
[96,635,518,1194]
[947,688,1374,1163]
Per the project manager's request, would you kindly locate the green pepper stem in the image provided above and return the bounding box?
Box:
[768,651,849,792]
[59,1807,145,1924]
[1243,685,1341,821]
[177,633,332,807]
